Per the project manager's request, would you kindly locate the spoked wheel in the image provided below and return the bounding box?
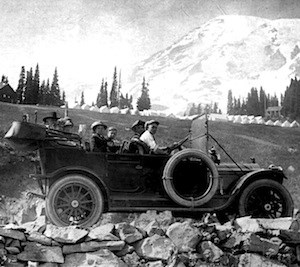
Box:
[238,179,294,218]
[46,174,104,227]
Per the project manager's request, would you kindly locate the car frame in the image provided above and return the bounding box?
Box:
[4,114,294,227]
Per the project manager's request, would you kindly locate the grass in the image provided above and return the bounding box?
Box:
[0,101,300,208]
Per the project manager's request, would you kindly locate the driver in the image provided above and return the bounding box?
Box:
[140,120,177,154]
[90,121,108,152]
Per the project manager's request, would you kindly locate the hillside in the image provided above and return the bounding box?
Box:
[127,15,300,114]
[0,102,300,211]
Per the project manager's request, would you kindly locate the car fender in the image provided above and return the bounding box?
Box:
[231,169,285,196]
[45,165,110,203]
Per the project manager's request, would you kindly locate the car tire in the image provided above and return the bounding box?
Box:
[238,179,294,218]
[163,149,219,207]
[46,174,104,227]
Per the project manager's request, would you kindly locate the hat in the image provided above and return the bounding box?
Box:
[108,126,117,131]
[64,120,73,127]
[43,112,60,122]
[91,121,107,131]
[131,120,145,130]
[145,120,159,129]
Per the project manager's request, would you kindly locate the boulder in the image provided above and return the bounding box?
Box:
[17,242,64,263]
[61,249,127,267]
[0,228,26,241]
[134,234,177,261]
[62,240,125,254]
[197,241,224,263]
[27,231,52,246]
[87,223,118,241]
[166,221,202,252]
[115,223,143,244]
[238,253,286,267]
[44,225,88,244]
[144,220,165,237]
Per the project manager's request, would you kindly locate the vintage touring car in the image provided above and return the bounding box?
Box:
[4,114,294,227]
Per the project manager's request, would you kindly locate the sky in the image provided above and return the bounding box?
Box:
[1,0,300,106]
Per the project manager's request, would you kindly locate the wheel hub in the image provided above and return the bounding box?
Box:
[71,200,79,208]
[264,203,272,211]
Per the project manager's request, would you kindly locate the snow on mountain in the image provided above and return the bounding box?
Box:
[127,15,300,114]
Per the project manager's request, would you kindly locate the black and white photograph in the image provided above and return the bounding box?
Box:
[1,0,300,266]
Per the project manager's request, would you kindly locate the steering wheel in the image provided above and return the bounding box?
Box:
[168,136,189,152]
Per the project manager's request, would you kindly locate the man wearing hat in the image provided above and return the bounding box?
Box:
[128,120,149,153]
[43,112,60,129]
[140,120,169,154]
[90,121,108,152]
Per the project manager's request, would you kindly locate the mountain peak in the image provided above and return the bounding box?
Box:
[128,15,300,114]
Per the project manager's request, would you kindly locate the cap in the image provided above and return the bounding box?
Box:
[108,126,117,131]
[145,120,159,129]
[91,121,107,131]
[131,119,145,130]
[43,111,60,122]
[64,120,73,127]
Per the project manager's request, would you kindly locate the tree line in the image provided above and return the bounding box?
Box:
[78,67,151,111]
[227,77,300,119]
[15,65,64,106]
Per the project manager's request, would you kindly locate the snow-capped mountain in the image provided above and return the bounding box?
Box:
[127,15,300,114]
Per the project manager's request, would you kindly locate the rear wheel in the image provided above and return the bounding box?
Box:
[238,179,294,218]
[46,174,104,227]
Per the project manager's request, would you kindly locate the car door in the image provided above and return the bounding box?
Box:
[106,153,144,192]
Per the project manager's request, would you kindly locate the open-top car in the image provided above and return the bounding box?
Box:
[4,114,294,227]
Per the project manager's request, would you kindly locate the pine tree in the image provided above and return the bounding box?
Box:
[80,91,85,106]
[50,68,62,106]
[137,77,151,111]
[23,68,33,104]
[44,79,51,105]
[16,66,26,104]
[227,90,233,115]
[104,80,108,106]
[110,67,118,107]
[259,87,266,116]
[32,64,40,104]
[62,91,66,104]
[38,80,46,105]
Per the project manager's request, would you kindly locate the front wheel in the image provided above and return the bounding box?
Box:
[238,179,294,218]
[46,174,104,227]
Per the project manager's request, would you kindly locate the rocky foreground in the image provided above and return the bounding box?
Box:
[0,211,300,266]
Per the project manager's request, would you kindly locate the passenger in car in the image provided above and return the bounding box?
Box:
[90,121,108,152]
[140,120,170,155]
[107,126,121,153]
[42,112,60,129]
[128,120,149,154]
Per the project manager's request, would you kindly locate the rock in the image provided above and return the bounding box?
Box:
[146,260,164,267]
[87,223,118,241]
[279,229,300,244]
[63,240,125,254]
[242,234,280,256]
[234,216,262,232]
[257,217,293,231]
[0,228,26,241]
[27,231,52,246]
[39,263,59,267]
[115,223,143,244]
[134,234,177,261]
[44,224,88,244]
[121,251,141,267]
[5,262,26,267]
[6,247,20,254]
[61,249,128,267]
[197,241,224,263]
[17,242,64,263]
[166,221,202,252]
[144,220,165,237]
[238,253,286,266]
[115,243,135,257]
[19,215,46,233]
[223,232,252,249]
[132,211,174,232]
